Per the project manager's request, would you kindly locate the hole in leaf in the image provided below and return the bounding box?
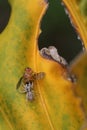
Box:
[38,0,83,64]
[0,0,11,33]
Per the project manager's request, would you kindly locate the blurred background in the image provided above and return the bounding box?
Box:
[0,0,83,64]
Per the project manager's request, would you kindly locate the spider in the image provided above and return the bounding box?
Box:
[16,67,45,101]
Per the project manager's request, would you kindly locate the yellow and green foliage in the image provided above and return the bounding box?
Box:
[0,0,87,129]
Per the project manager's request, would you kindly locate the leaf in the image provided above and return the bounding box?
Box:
[62,0,87,49]
[71,53,87,129]
[71,53,87,115]
[0,0,85,129]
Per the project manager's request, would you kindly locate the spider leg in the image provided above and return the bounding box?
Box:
[16,77,23,89]
[17,79,26,93]
[30,82,33,89]
[19,83,27,93]
[18,90,26,94]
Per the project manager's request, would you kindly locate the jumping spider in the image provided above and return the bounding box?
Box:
[16,67,45,101]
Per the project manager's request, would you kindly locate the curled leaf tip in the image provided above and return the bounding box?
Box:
[40,46,68,66]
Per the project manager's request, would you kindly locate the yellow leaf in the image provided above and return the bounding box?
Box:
[0,0,85,129]
[71,53,87,114]
[71,53,87,129]
[62,0,87,49]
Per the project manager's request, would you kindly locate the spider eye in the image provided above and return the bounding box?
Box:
[25,67,33,73]
[26,82,29,84]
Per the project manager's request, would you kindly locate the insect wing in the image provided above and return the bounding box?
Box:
[16,77,23,89]
[34,72,45,80]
